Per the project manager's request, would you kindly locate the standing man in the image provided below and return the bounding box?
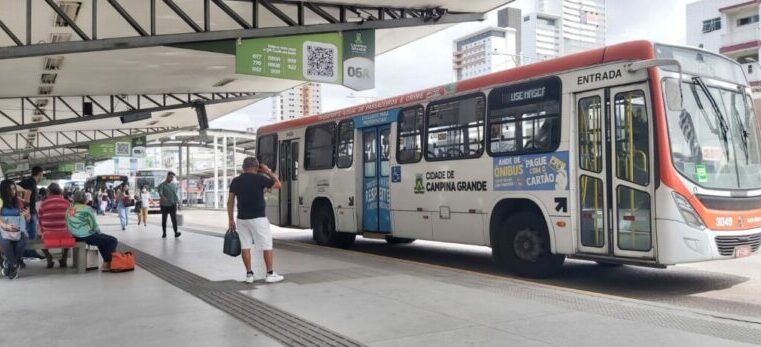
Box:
[157,171,181,239]
[18,166,43,258]
[227,157,283,284]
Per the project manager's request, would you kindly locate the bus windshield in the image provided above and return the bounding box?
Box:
[664,78,761,190]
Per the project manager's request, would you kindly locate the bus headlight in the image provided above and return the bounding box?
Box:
[672,192,705,230]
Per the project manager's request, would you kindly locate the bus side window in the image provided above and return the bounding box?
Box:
[336,119,354,169]
[425,93,485,161]
[305,122,337,170]
[397,106,424,164]
[487,77,561,156]
[257,134,278,171]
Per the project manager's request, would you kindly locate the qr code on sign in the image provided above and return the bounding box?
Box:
[115,142,130,156]
[303,41,338,82]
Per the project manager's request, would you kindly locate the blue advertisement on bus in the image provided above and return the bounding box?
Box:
[493,151,569,191]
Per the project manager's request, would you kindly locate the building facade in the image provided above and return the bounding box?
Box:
[522,0,606,62]
[687,0,761,88]
[452,27,519,80]
[272,82,322,121]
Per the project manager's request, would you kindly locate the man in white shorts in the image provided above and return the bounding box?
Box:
[227,157,284,284]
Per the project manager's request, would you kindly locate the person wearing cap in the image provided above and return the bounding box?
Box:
[157,171,181,239]
[227,157,284,284]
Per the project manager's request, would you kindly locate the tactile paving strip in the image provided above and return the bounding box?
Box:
[120,244,364,347]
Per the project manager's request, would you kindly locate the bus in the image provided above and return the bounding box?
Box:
[84,175,128,195]
[136,169,172,213]
[181,177,203,204]
[256,41,761,277]
[202,176,234,208]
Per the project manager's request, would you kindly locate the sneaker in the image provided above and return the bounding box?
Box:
[18,259,26,269]
[0,267,6,278]
[7,267,18,280]
[245,271,255,284]
[174,232,181,238]
[265,272,284,283]
[59,259,67,268]
[162,233,167,239]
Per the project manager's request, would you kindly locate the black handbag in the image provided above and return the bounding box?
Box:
[223,229,241,257]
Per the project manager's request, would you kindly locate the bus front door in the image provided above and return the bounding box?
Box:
[362,125,391,233]
[277,140,300,227]
[575,84,655,259]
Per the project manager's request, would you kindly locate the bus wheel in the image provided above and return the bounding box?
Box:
[493,211,564,278]
[385,236,415,244]
[312,205,355,249]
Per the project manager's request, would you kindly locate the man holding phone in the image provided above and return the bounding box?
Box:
[227,157,284,284]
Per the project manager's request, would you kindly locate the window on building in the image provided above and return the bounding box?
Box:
[425,93,486,161]
[256,134,278,171]
[397,105,424,163]
[487,77,562,156]
[305,122,336,170]
[336,119,354,168]
[737,15,759,27]
[702,17,721,33]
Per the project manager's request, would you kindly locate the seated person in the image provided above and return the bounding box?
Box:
[66,190,118,272]
[38,183,72,269]
[0,179,29,279]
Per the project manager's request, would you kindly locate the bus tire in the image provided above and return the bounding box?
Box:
[312,205,355,249]
[385,236,415,244]
[493,211,564,278]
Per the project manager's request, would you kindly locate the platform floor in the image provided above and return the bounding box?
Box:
[1,212,760,346]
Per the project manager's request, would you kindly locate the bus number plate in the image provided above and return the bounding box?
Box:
[735,245,752,258]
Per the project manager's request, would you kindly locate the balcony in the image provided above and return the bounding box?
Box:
[721,27,761,54]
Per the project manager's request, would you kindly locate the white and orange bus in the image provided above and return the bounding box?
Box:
[256,41,761,277]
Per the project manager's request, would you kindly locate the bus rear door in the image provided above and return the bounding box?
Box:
[278,140,300,226]
[575,84,656,259]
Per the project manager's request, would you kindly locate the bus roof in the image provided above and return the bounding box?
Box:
[258,40,656,136]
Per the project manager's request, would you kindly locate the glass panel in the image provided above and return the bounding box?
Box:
[364,131,377,178]
[426,94,485,160]
[279,142,288,181]
[614,90,650,185]
[617,186,652,251]
[256,134,277,170]
[380,128,390,177]
[336,120,354,168]
[305,123,336,170]
[488,77,561,156]
[397,106,423,163]
[580,176,605,248]
[291,142,299,181]
[578,96,603,173]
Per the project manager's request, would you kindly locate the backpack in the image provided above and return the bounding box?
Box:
[110,251,135,272]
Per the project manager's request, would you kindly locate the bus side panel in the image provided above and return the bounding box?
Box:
[265,191,280,226]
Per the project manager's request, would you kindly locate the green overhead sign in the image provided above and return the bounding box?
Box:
[57,163,75,172]
[89,140,132,158]
[235,30,375,90]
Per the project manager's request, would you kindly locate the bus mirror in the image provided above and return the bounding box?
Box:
[664,78,683,112]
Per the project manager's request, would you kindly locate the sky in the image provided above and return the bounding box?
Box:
[210,0,695,130]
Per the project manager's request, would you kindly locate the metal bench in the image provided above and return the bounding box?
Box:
[25,240,88,273]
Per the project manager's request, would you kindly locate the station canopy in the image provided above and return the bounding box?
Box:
[0,0,510,171]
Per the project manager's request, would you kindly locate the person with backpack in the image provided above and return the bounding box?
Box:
[116,183,131,231]
[0,180,30,279]
[66,190,118,272]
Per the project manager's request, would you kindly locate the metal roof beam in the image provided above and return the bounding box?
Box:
[0,92,262,133]
[0,0,482,59]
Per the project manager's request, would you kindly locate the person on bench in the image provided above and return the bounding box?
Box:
[66,191,118,272]
[0,179,30,279]
[39,183,71,269]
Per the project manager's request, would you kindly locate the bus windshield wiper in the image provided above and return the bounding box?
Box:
[693,76,731,158]
[733,88,751,164]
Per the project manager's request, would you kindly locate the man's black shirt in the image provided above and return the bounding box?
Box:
[18,177,37,214]
[229,172,274,220]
